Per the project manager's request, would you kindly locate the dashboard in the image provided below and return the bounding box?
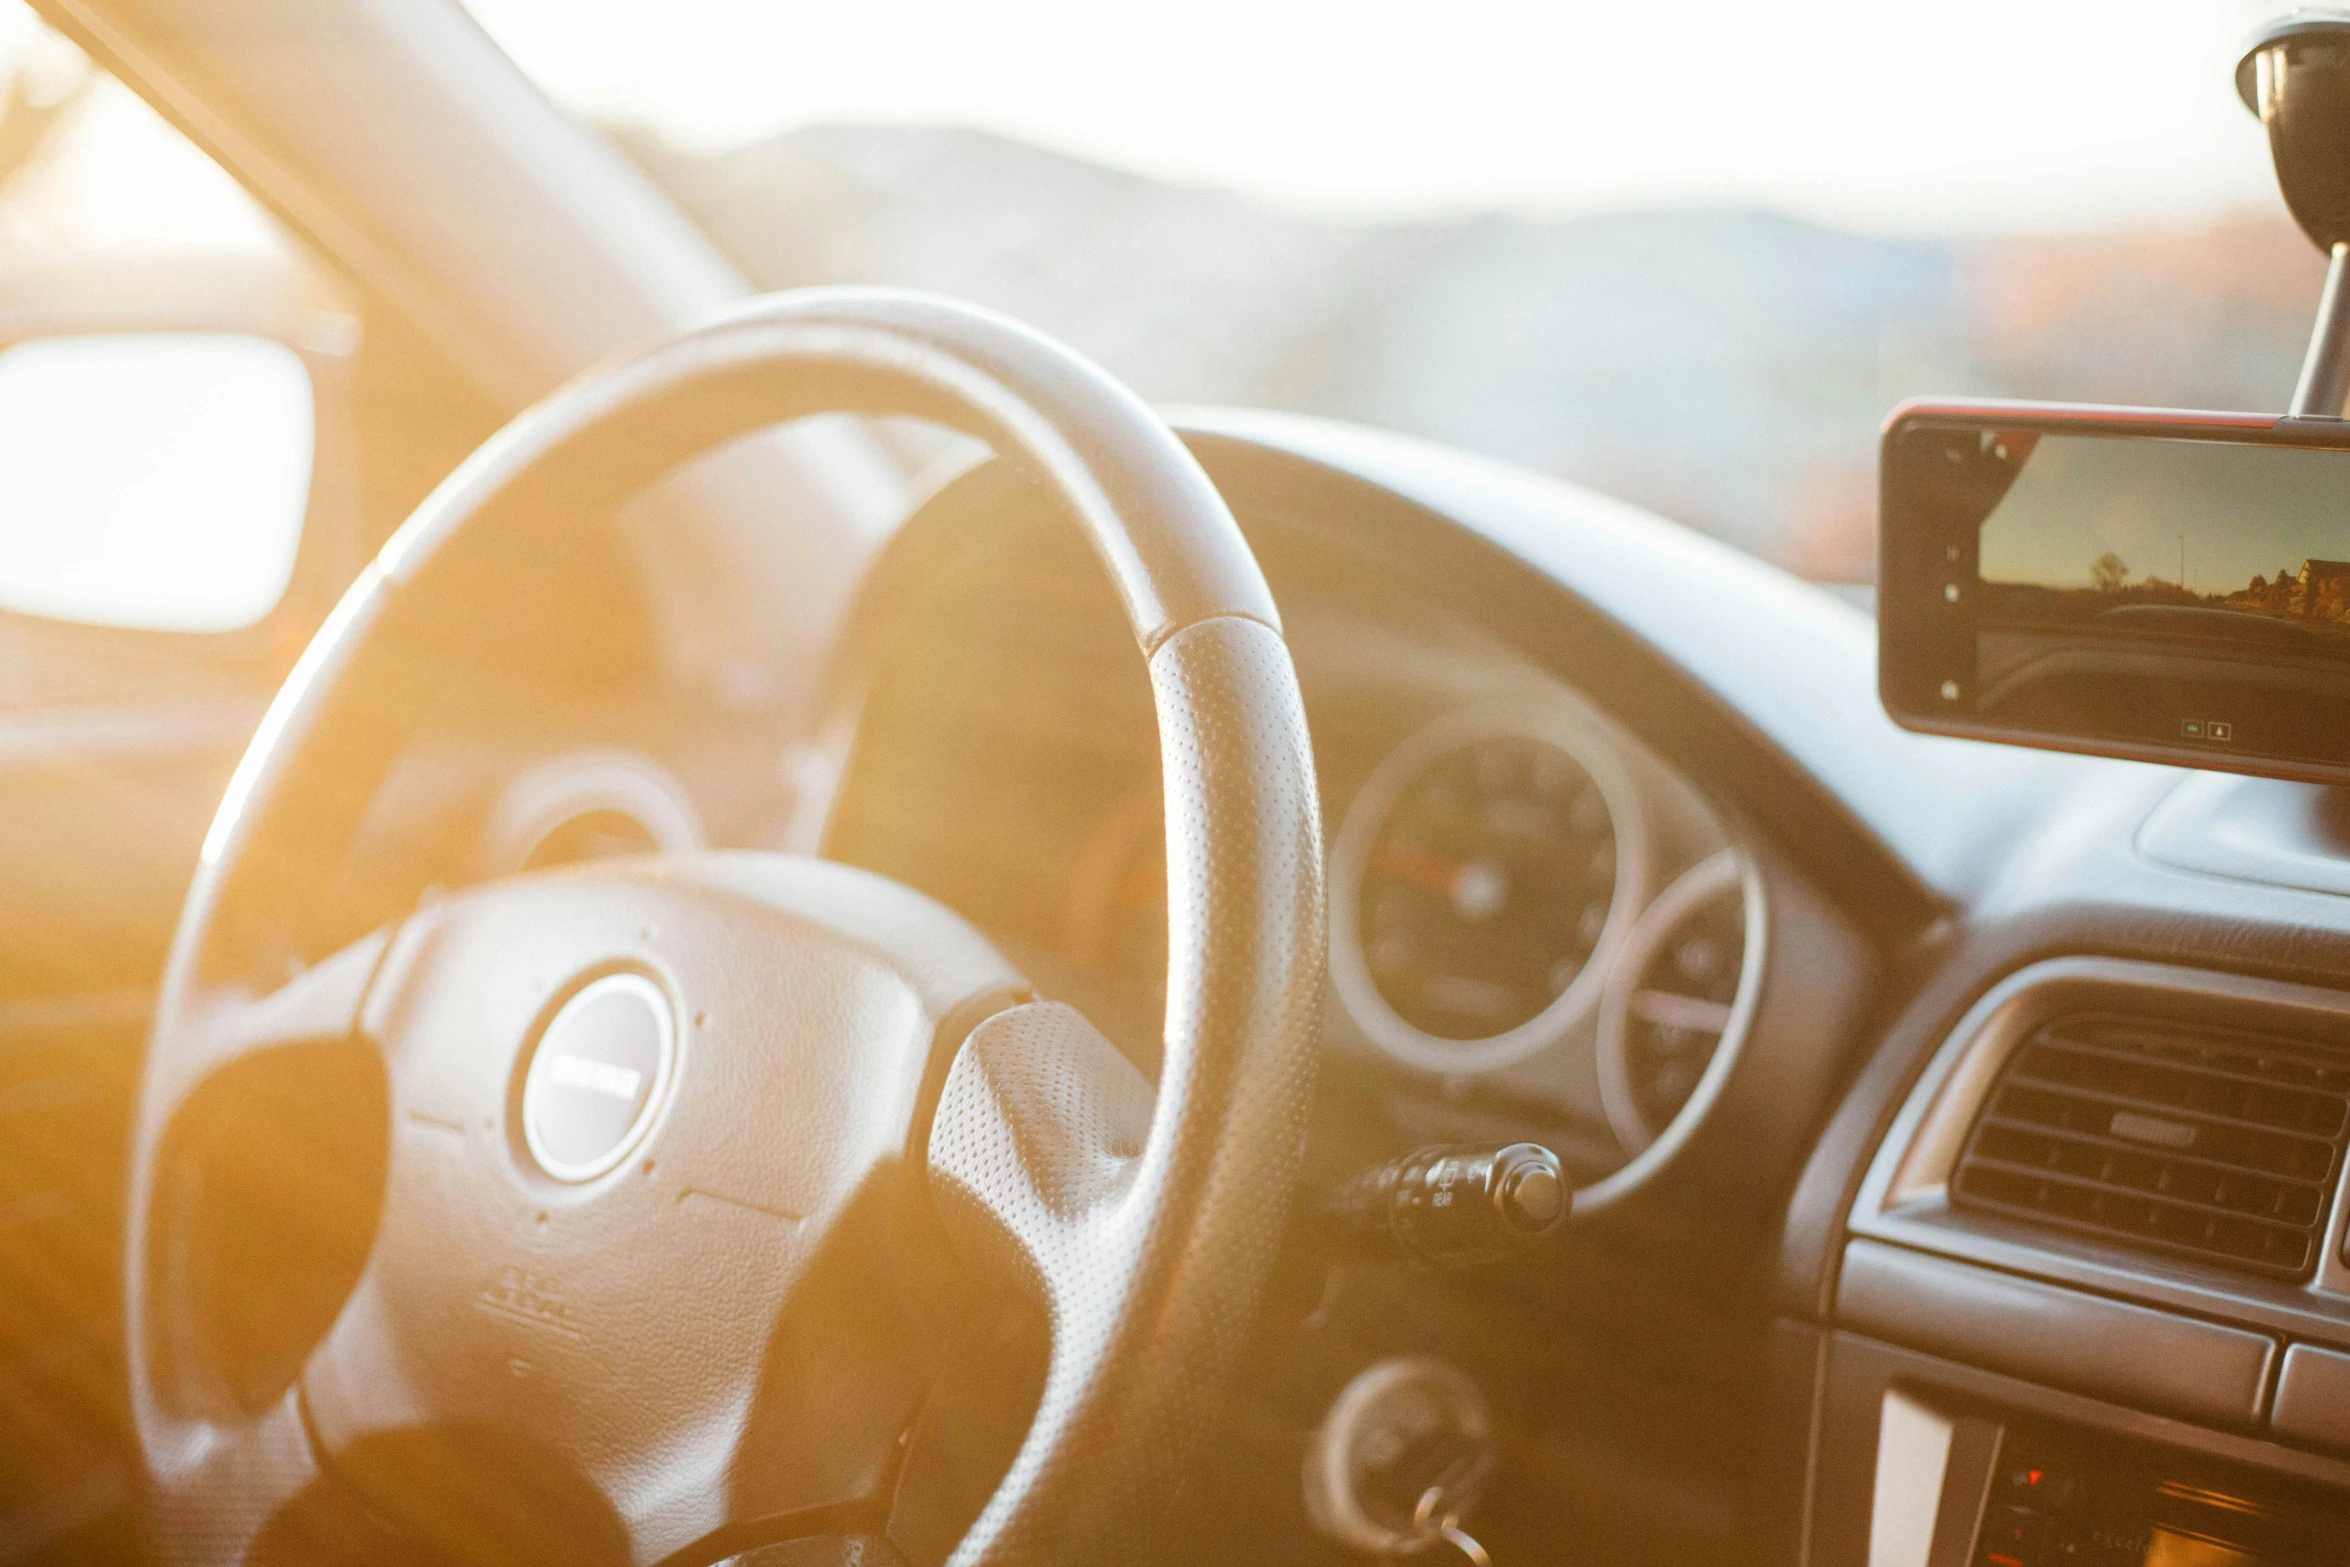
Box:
[811,439,1870,1236]
[775,426,1878,1562]
[794,412,2350,1565]
[126,410,2350,1566]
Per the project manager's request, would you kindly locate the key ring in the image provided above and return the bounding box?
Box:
[1412,1485,1494,1567]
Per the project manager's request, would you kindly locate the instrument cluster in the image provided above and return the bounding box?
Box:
[1325,700,1765,1186]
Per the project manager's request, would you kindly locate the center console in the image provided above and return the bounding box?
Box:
[1867,1386,2344,1567]
[1814,958,2350,1567]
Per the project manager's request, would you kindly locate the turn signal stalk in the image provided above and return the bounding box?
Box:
[1326,1142,1568,1267]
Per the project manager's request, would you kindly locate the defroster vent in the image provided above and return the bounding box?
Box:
[1953,1014,2350,1280]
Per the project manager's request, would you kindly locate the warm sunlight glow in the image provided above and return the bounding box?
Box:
[0,8,279,258]
[0,334,314,630]
[465,0,2286,234]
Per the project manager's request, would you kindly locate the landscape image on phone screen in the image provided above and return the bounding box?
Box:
[1971,433,2350,739]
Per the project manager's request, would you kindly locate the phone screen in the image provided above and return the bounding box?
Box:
[1880,407,2350,780]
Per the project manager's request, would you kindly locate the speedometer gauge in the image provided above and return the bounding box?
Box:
[1331,706,1646,1074]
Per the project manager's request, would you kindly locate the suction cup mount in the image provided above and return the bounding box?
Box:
[2241,12,2350,415]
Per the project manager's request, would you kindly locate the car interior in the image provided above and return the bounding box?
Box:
[7,3,2350,1565]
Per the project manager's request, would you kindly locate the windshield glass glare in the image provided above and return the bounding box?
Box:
[469,0,2309,582]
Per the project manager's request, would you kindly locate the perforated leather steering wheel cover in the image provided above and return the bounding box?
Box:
[131,289,1326,1567]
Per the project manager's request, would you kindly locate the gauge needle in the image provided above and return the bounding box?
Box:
[1371,838,1462,893]
[1371,840,1508,919]
[1630,989,1734,1034]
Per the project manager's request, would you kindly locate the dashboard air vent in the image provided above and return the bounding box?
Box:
[1952,1014,2350,1281]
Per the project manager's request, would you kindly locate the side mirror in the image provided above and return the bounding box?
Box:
[0,330,328,635]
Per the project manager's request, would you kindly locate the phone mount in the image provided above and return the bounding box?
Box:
[2241,12,2350,415]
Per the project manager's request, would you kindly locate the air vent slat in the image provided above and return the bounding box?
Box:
[1953,1013,2350,1282]
[2006,1044,2348,1139]
[1967,1130,2325,1224]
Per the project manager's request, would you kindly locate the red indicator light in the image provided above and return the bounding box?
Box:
[1988,1555,2024,1567]
[2027,1469,2043,1486]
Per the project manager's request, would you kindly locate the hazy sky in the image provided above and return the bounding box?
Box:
[464,0,2288,234]
[1980,437,2350,594]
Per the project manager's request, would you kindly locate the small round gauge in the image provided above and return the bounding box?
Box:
[1594,849,1759,1157]
[1331,706,1646,1074]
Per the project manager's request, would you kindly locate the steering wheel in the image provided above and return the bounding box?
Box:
[125,291,1326,1566]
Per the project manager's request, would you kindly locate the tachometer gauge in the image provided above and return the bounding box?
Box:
[1331,706,1646,1074]
[1594,849,1760,1157]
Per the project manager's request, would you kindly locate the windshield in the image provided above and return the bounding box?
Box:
[467,0,2308,581]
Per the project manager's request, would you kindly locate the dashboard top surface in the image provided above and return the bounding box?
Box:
[1172,410,2350,962]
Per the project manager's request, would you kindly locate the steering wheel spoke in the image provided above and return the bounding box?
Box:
[926,1002,1155,1313]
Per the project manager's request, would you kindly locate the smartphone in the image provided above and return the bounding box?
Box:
[1880,399,2350,783]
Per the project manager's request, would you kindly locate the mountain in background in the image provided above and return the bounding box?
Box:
[628,123,2325,580]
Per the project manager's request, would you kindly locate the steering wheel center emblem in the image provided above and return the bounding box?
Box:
[520,972,676,1181]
